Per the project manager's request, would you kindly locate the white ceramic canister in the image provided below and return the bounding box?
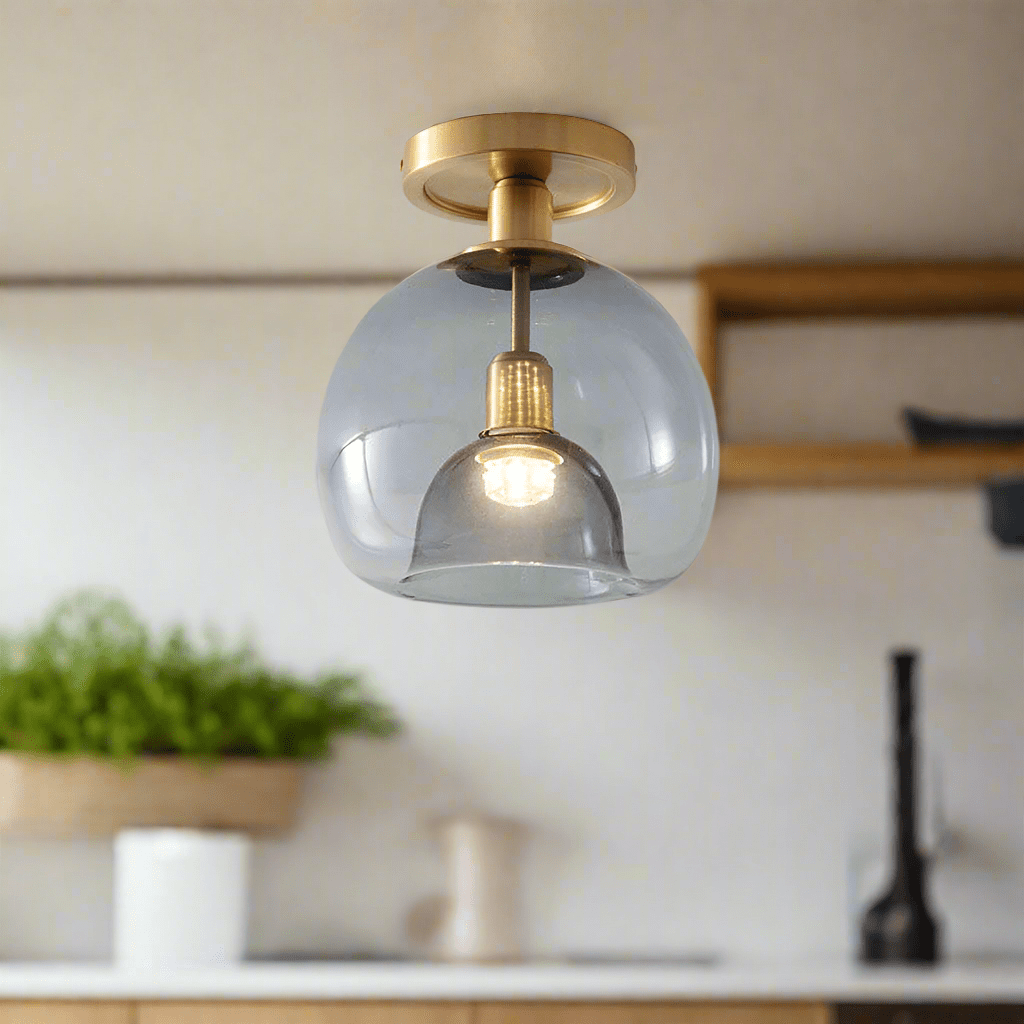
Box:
[114,828,250,968]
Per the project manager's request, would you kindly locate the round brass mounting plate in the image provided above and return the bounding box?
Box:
[402,113,636,222]
[438,241,591,291]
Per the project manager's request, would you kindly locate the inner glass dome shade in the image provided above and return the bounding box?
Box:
[402,433,633,606]
[318,256,718,607]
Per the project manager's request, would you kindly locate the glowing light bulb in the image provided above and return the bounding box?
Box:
[483,455,555,507]
[476,444,563,508]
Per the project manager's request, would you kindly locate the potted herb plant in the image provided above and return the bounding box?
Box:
[0,591,400,837]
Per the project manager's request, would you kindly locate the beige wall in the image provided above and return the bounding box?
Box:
[723,318,1024,442]
[0,285,1021,960]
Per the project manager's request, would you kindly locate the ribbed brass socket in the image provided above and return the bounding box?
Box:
[484,351,554,433]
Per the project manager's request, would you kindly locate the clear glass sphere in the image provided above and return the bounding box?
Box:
[317,255,719,606]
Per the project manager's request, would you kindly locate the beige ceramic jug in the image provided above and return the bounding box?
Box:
[407,812,525,963]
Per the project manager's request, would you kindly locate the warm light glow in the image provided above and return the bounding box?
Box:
[482,455,555,507]
[476,444,563,508]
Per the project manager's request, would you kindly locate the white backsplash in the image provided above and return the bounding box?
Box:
[0,283,1021,960]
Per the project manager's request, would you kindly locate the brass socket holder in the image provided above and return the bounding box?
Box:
[484,351,555,435]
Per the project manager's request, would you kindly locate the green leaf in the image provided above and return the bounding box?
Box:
[0,591,400,762]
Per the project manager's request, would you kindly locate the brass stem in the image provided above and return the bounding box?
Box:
[511,260,531,354]
[487,177,553,242]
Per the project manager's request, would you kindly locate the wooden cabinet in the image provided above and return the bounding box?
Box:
[137,1003,473,1024]
[0,1005,132,1024]
[477,1002,833,1024]
[5,998,1021,1024]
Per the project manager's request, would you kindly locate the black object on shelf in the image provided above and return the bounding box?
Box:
[902,409,1024,549]
[902,407,1024,446]
[985,478,1024,548]
[860,649,942,967]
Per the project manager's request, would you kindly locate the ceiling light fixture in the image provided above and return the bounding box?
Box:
[318,113,718,607]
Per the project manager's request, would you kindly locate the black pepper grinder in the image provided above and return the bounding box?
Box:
[859,649,942,966]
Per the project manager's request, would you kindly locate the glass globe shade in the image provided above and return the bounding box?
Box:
[317,255,718,607]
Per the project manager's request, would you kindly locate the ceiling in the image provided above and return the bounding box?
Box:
[2,0,1023,277]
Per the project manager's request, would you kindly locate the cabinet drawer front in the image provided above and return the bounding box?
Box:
[138,1003,472,1024]
[0,1004,132,1024]
[477,1002,832,1024]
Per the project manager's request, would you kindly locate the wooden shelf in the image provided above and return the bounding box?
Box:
[695,262,1024,488]
[721,442,1024,488]
[699,262,1024,319]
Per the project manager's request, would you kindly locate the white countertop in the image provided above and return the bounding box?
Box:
[0,958,1021,1003]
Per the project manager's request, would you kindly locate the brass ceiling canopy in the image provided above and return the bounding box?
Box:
[405,113,636,290]
[402,112,637,228]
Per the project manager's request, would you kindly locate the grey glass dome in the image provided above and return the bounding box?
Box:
[401,433,633,606]
[317,255,718,607]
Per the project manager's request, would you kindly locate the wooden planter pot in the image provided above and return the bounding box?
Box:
[0,752,305,838]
